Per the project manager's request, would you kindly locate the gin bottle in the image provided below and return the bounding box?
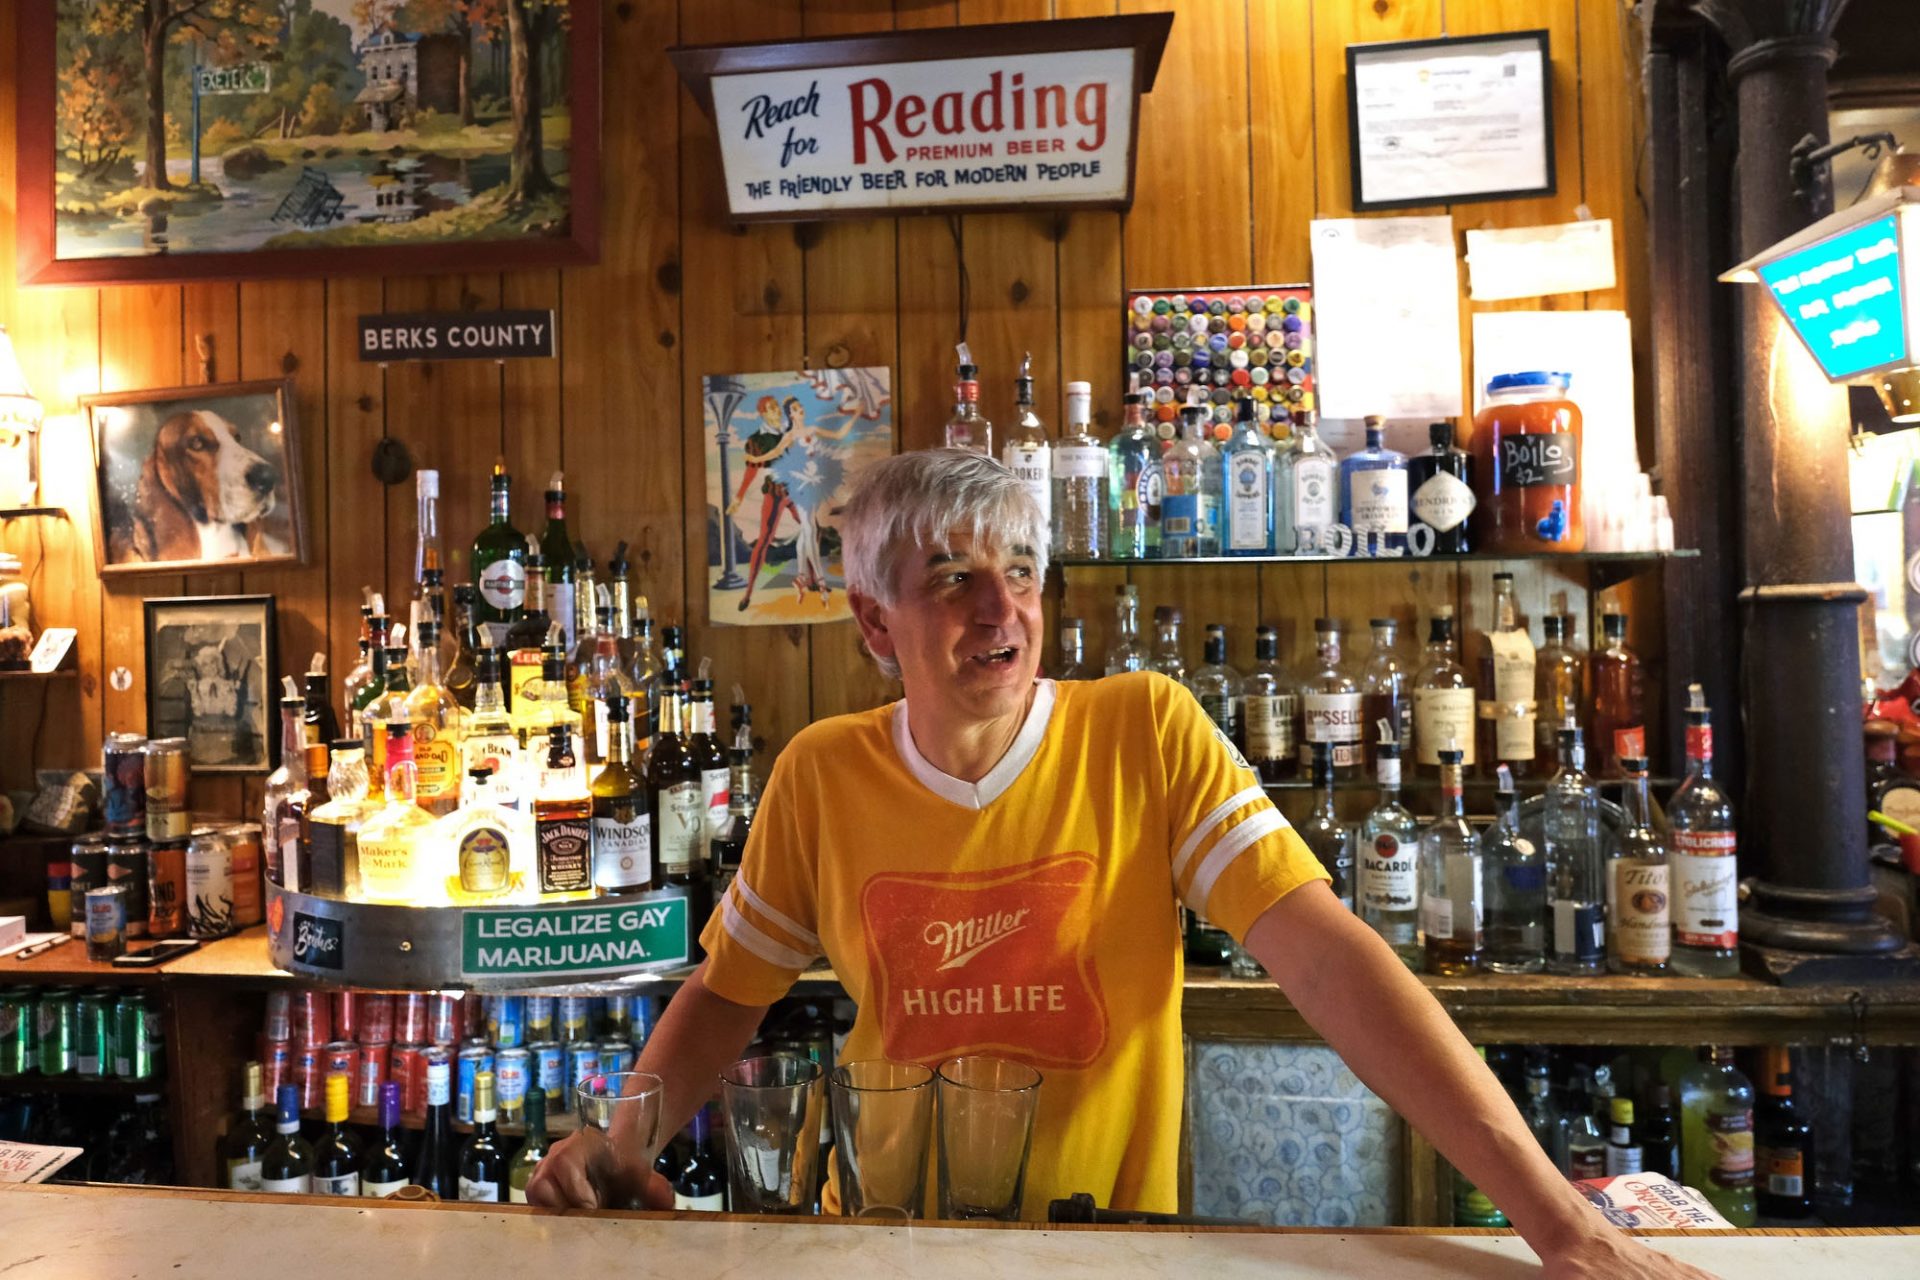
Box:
[1223,397,1276,556]
[1275,408,1338,554]
[1545,728,1605,975]
[1339,415,1410,556]
[1481,764,1546,973]
[1051,380,1107,558]
[1002,353,1052,534]
[1668,684,1739,976]
[1160,404,1222,558]
[944,344,992,454]
[1407,421,1476,553]
[1103,585,1148,675]
[1244,625,1297,781]
[1357,736,1419,962]
[1107,382,1161,558]
[1191,624,1243,749]
[1300,741,1357,910]
[1149,606,1188,688]
[1420,747,1483,975]
[1300,618,1364,779]
[1607,757,1671,975]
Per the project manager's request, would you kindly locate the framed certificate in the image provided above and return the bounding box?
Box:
[1346,30,1556,212]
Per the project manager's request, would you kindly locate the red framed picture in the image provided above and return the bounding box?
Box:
[13,1,600,286]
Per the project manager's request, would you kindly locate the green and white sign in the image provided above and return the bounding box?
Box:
[461,898,690,981]
[198,63,271,96]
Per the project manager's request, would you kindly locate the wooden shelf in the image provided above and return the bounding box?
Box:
[0,506,66,520]
[0,1072,164,1096]
[4,937,166,986]
[0,668,77,680]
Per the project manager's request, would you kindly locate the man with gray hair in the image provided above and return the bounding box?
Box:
[530,449,1709,1278]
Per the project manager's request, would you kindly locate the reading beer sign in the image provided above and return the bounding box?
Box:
[671,14,1171,220]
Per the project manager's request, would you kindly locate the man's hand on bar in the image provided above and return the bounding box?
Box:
[1244,882,1721,1280]
[524,1126,676,1211]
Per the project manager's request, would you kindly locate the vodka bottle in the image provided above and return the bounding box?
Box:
[1545,728,1605,975]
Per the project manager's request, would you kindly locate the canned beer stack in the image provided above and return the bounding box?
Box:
[0,985,164,1081]
[258,987,661,1126]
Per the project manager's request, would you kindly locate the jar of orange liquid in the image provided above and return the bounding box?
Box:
[1471,371,1584,554]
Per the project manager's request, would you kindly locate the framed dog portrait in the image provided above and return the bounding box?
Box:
[144,594,277,774]
[83,378,305,576]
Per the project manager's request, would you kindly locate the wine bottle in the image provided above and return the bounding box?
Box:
[362,1081,411,1198]
[457,1070,505,1202]
[411,1057,458,1199]
[506,1083,550,1203]
[219,1060,274,1191]
[673,1104,726,1210]
[259,1084,313,1194]
[313,1072,362,1196]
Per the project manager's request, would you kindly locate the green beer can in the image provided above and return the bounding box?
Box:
[0,988,32,1077]
[75,991,115,1079]
[113,991,159,1080]
[36,987,76,1076]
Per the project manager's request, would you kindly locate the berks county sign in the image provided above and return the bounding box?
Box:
[358,310,556,362]
[671,14,1171,221]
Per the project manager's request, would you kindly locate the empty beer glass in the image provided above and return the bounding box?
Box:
[830,1060,936,1219]
[720,1054,824,1214]
[935,1055,1042,1221]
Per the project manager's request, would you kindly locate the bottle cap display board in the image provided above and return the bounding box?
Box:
[1125,285,1316,435]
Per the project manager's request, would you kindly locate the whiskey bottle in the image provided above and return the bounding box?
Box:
[472,458,530,635]
[1243,625,1297,781]
[1190,624,1243,749]
[1668,684,1739,977]
[532,724,594,899]
[460,648,522,811]
[1533,614,1586,778]
[405,620,464,819]
[584,602,638,768]
[1300,618,1363,779]
[649,683,709,950]
[1413,608,1476,776]
[1477,573,1536,777]
[1590,611,1645,778]
[1544,728,1605,975]
[263,684,309,891]
[688,677,730,846]
[441,767,525,905]
[592,693,653,894]
[1481,765,1546,973]
[711,711,756,903]
[1419,747,1482,975]
[1607,757,1671,975]
[1358,617,1412,767]
[304,740,371,900]
[356,722,436,905]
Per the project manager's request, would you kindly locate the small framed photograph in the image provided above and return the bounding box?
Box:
[1346,30,1555,212]
[143,595,277,774]
[82,378,306,577]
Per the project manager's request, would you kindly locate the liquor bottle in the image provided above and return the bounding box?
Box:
[348,623,389,746]
[710,712,757,903]
[1359,618,1412,766]
[1420,747,1482,975]
[506,553,553,657]
[541,473,579,654]
[264,684,309,893]
[1055,617,1092,680]
[1545,729,1605,975]
[506,1081,551,1203]
[1051,379,1106,559]
[1160,404,1222,558]
[259,1085,313,1194]
[1340,415,1410,556]
[472,458,530,636]
[1103,585,1148,675]
[304,667,342,749]
[592,693,653,895]
[1477,573,1536,777]
[457,1070,505,1202]
[411,470,446,656]
[1276,407,1338,554]
[1640,1084,1681,1182]
[1149,606,1188,687]
[1296,739,1355,910]
[1413,609,1476,775]
[1191,624,1243,747]
[304,740,370,900]
[1607,758,1671,976]
[1300,618,1364,779]
[1668,684,1740,977]
[1407,421,1476,553]
[1678,1046,1757,1226]
[1003,352,1052,535]
[572,548,600,672]
[1521,1054,1559,1156]
[533,725,595,898]
[1244,625,1297,781]
[624,604,662,739]
[460,648,522,810]
[362,1082,410,1199]
[1182,903,1234,967]
[1590,611,1645,778]
[356,723,437,905]
[1453,1048,1510,1228]
[582,601,637,767]
[1223,397,1276,556]
[405,620,464,819]
[1565,1067,1608,1181]
[1606,1097,1644,1177]
[1534,615,1586,774]
[1107,382,1162,559]
[441,767,528,905]
[1357,736,1418,954]
[944,345,992,454]
[672,1104,726,1211]
[365,643,412,805]
[688,678,730,845]
[313,1072,361,1196]
[1753,1047,1812,1218]
[1481,765,1547,974]
[445,584,480,711]
[411,1057,458,1200]
[522,642,586,779]
[648,684,706,903]
[220,1061,274,1191]
[341,595,378,732]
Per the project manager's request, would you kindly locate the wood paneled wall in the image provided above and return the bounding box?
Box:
[0,0,1649,816]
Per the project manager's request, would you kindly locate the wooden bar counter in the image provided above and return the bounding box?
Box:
[2,1183,1918,1278]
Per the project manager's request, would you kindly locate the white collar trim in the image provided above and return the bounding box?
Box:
[891,680,1057,811]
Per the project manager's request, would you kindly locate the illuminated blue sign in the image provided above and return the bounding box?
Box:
[1758,213,1910,380]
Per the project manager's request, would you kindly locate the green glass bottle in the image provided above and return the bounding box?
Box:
[472,457,530,635]
[540,472,578,651]
[506,1082,550,1203]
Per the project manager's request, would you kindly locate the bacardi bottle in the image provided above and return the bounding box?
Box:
[1357,735,1419,964]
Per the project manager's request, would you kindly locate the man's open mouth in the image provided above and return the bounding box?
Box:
[972,646,1020,667]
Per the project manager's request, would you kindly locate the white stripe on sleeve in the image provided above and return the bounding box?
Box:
[1172,784,1269,882]
[733,872,822,951]
[1185,809,1290,917]
[719,892,818,972]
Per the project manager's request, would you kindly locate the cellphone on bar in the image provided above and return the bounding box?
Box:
[110,939,203,968]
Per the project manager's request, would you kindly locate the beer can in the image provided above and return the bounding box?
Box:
[140,998,164,1077]
[393,993,429,1045]
[263,990,292,1043]
[143,738,190,842]
[524,996,555,1041]
[291,990,332,1047]
[330,992,358,1042]
[36,989,75,1076]
[68,836,108,939]
[293,1041,323,1110]
[113,994,145,1078]
[530,1040,565,1105]
[103,731,149,836]
[486,995,525,1049]
[389,1044,426,1116]
[565,1042,601,1090]
[322,1039,360,1087]
[627,995,659,1048]
[261,1037,292,1099]
[355,1042,390,1109]
[0,989,32,1078]
[146,838,188,939]
[456,1045,494,1123]
[494,1047,531,1122]
[186,828,234,939]
[558,995,592,1043]
[85,885,129,962]
[459,993,485,1043]
[602,998,631,1043]
[75,992,114,1079]
[221,823,264,927]
[597,1039,634,1075]
[357,993,394,1045]
[105,837,150,939]
[426,994,460,1046]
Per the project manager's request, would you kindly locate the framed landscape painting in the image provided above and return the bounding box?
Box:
[13,1,600,286]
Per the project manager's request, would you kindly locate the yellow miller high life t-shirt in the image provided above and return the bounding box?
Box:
[699,671,1329,1217]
